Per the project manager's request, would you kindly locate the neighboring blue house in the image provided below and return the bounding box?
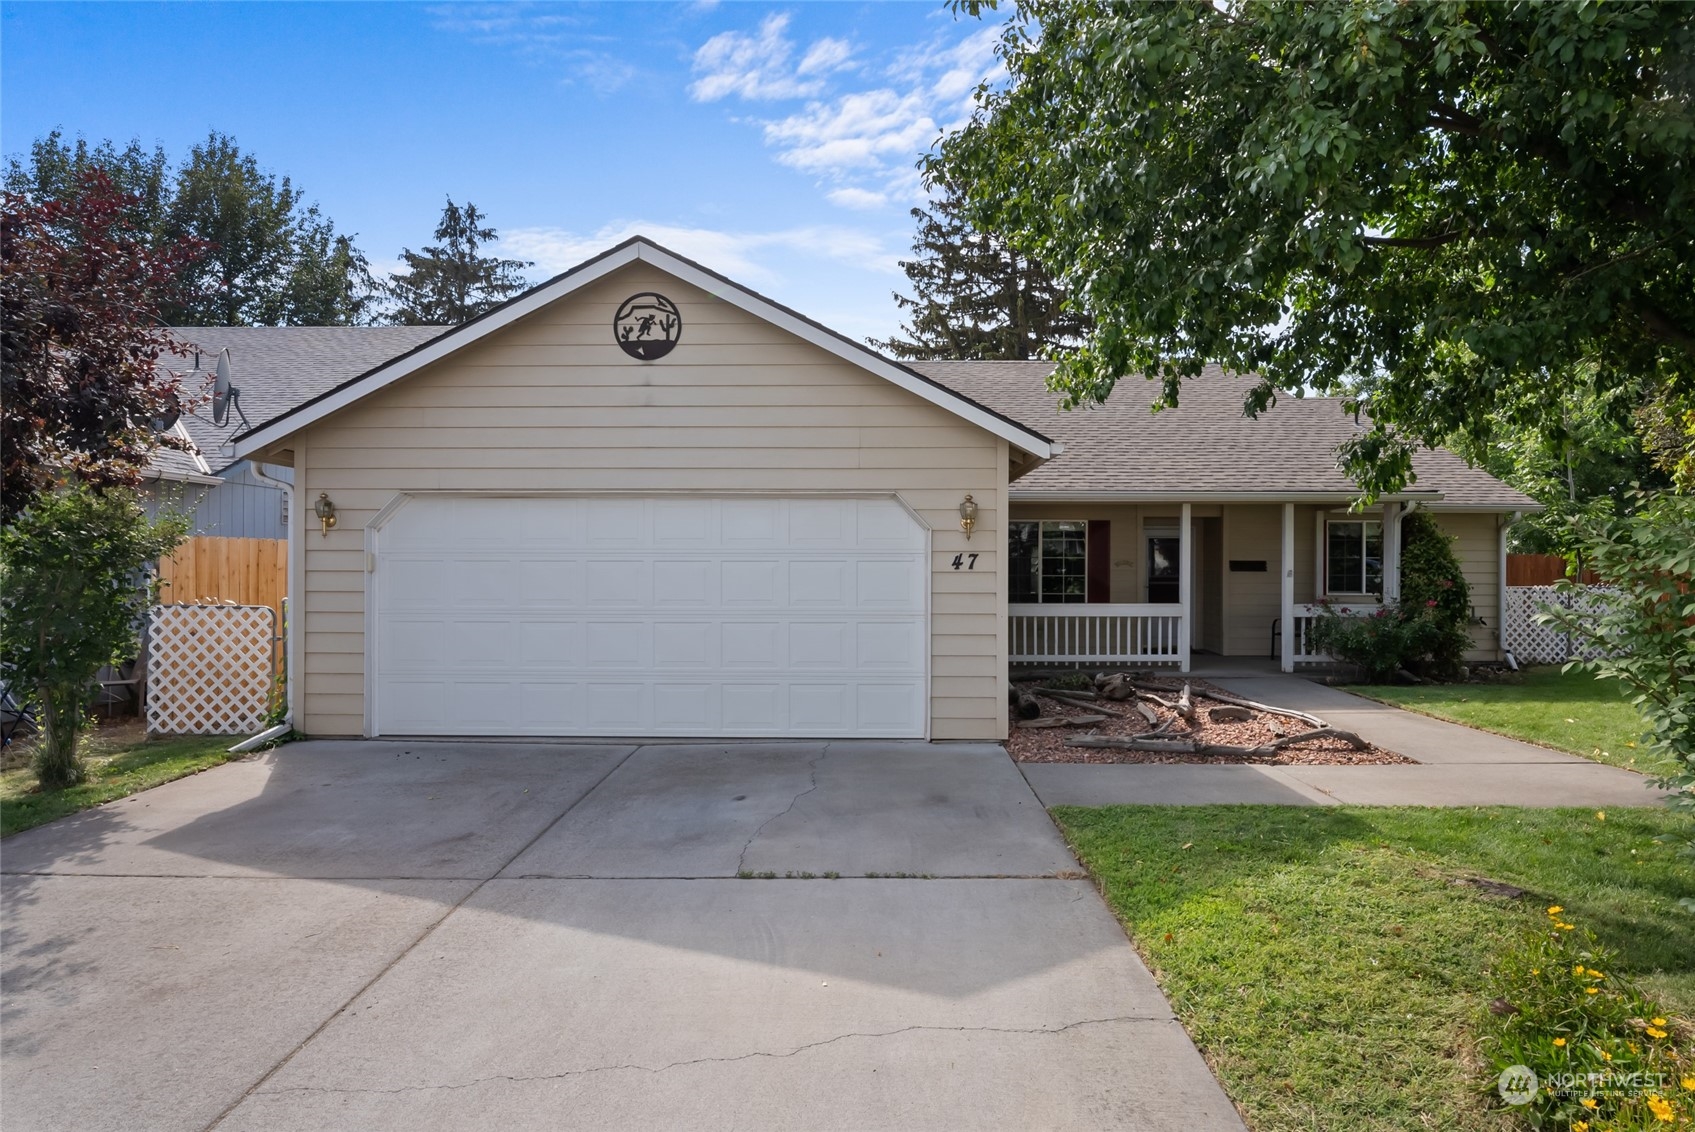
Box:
[140,327,442,536]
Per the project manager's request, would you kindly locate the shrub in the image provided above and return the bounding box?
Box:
[1399,511,1473,675]
[0,484,185,789]
[1539,491,1695,894]
[1307,598,1472,683]
[1482,905,1692,1130]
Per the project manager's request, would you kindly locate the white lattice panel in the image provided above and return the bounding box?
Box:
[147,604,277,735]
[1503,585,1621,665]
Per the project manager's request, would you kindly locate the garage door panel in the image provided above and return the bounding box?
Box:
[721,622,781,668]
[721,560,783,606]
[373,496,928,737]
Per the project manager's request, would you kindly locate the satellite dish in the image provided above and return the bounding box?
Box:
[211,349,249,429]
[150,391,182,432]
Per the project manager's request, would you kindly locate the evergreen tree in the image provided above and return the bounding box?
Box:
[383,198,532,325]
[871,177,1088,361]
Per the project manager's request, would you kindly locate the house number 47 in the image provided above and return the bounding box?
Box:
[951,553,979,570]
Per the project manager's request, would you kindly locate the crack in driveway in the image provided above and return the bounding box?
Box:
[735,743,829,874]
[250,1015,1154,1098]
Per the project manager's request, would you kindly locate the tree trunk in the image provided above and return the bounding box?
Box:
[34,684,88,790]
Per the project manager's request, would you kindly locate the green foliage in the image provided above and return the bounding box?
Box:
[1539,493,1695,853]
[871,175,1089,360]
[1052,804,1695,1132]
[935,1,1695,498]
[1481,908,1691,1129]
[1307,598,1467,683]
[1400,511,1473,673]
[2,170,205,520]
[1458,377,1671,556]
[0,733,235,838]
[0,485,186,789]
[6,130,375,327]
[383,198,531,326]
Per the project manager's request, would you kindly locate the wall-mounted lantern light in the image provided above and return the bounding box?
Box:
[959,494,979,540]
[313,492,338,536]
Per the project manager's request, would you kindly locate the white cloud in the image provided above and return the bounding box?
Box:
[690,13,834,102]
[826,187,889,211]
[496,222,899,284]
[798,37,855,76]
[428,3,637,93]
[764,89,937,176]
[689,16,1008,211]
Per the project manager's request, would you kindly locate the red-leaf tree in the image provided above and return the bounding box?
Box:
[1,169,207,522]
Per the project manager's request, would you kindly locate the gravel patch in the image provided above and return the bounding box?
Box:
[1010,677,1416,766]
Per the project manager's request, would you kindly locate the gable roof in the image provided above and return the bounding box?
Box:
[154,326,443,475]
[227,237,1058,462]
[920,360,1538,509]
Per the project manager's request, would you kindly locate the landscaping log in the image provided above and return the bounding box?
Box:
[1018,713,1108,729]
[1134,701,1159,726]
[1208,705,1255,723]
[1266,727,1368,750]
[1064,736,1279,757]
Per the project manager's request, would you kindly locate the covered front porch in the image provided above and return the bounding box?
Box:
[1006,499,1422,673]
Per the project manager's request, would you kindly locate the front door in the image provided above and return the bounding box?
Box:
[1147,535,1180,603]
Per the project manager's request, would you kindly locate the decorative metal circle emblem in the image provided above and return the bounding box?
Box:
[613,292,682,360]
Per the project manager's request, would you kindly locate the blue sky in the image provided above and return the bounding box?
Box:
[2,1,1008,341]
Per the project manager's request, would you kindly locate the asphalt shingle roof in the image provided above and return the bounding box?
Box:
[156,326,443,474]
[912,360,1537,508]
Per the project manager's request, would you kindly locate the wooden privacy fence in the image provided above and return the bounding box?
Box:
[157,537,286,621]
[1506,554,1601,586]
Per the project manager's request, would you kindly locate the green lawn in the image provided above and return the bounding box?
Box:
[1053,805,1694,1132]
[1,726,239,837]
[1349,666,1667,774]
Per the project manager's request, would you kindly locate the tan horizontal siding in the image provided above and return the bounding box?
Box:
[1434,512,1503,660]
[295,259,1008,738]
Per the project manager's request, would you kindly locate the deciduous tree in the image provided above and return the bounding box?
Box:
[1,170,204,520]
[936,1,1695,496]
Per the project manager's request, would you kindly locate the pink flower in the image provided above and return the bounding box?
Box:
[1427,599,1438,608]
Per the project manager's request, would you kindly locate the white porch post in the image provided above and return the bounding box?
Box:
[1280,503,1295,673]
[1178,502,1192,673]
[1382,501,1403,602]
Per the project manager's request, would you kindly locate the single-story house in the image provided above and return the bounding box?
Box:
[217,236,1534,742]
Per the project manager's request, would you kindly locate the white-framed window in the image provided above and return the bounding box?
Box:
[1009,520,1087,603]
[1325,519,1383,596]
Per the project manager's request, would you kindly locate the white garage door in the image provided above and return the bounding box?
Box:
[371,496,929,737]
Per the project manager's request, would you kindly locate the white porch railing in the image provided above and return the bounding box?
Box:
[1009,603,1184,665]
[1290,601,1380,663]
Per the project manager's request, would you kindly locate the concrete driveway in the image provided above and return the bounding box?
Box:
[2,740,1243,1132]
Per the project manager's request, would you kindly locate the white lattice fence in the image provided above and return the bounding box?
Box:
[1503,585,1622,665]
[147,604,277,735]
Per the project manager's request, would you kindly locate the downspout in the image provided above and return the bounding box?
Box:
[1498,510,1520,666]
[246,461,297,735]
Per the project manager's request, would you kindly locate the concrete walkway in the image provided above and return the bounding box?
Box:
[2,741,1245,1132]
[1023,674,1669,809]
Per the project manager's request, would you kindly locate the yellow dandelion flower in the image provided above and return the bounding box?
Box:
[1554,1037,1568,1047]
[1582,1096,1600,1109]
[1549,905,1565,915]
[1602,1051,1613,1062]
[1560,923,1576,931]
[1682,1075,1695,1090]
[1575,965,1587,975]
[1647,1028,1668,1039]
[1647,1095,1674,1122]
[1652,1018,1668,1026]
[1588,969,1604,978]
[1586,987,1600,994]
[1531,968,1541,975]
[1573,1123,1589,1132]
[1596,811,1606,821]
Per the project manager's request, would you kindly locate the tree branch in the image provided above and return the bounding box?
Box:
[1635,303,1695,359]
[1361,231,1464,250]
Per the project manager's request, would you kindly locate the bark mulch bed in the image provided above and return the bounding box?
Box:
[1009,674,1416,766]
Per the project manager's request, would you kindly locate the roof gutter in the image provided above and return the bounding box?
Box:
[1008,489,1445,504]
